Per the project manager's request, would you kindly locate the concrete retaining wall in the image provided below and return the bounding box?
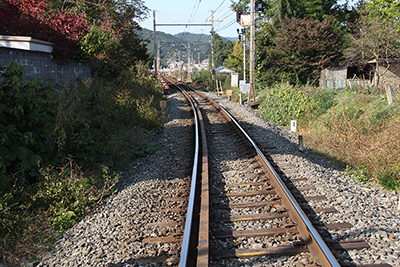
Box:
[0,47,92,84]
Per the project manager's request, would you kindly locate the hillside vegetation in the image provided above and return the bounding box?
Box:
[257,84,400,198]
[0,62,164,265]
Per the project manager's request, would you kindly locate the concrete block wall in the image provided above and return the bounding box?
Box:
[0,47,92,84]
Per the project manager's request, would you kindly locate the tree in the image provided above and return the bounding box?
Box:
[212,34,234,68]
[56,0,149,30]
[208,34,234,70]
[270,0,297,27]
[345,7,400,86]
[367,0,400,24]
[63,0,150,69]
[225,41,246,79]
[271,17,342,85]
[231,0,355,86]
[0,0,89,59]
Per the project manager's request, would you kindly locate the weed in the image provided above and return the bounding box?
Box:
[259,84,312,126]
[377,168,400,191]
[34,159,119,230]
[377,168,400,210]
[345,165,369,182]
[258,81,400,191]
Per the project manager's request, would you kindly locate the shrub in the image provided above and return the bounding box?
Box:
[33,160,119,230]
[377,168,400,210]
[51,67,163,167]
[259,85,312,126]
[311,89,338,118]
[0,62,54,184]
[303,85,400,185]
[0,61,163,263]
[193,69,212,91]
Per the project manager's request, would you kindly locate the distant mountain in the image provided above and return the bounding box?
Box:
[224,36,239,42]
[137,28,236,64]
[137,28,210,63]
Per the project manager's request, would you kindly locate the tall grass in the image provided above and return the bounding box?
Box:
[258,83,400,193]
[302,87,400,182]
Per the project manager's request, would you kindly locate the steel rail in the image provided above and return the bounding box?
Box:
[192,89,340,267]
[168,82,200,267]
[193,92,210,267]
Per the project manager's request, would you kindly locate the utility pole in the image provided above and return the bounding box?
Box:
[209,10,215,91]
[157,42,160,75]
[177,50,181,81]
[153,18,211,82]
[249,0,255,102]
[207,10,223,91]
[187,42,191,82]
[242,30,246,83]
[153,10,157,78]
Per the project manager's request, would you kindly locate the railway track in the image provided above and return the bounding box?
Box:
[36,76,397,267]
[145,76,393,267]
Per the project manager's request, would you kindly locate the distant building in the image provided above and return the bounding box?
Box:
[320,65,372,89]
[321,58,400,89]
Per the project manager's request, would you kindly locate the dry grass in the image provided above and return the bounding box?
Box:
[1,209,56,265]
[301,96,400,182]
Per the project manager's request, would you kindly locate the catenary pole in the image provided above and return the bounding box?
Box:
[249,0,255,102]
[153,10,157,78]
[210,10,215,91]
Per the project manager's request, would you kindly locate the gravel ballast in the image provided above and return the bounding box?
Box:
[37,90,400,267]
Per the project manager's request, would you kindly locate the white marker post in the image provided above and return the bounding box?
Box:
[291,120,297,132]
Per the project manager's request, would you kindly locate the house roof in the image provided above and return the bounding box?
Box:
[215,66,235,74]
[367,58,400,64]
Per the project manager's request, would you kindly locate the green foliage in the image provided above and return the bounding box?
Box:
[310,88,337,117]
[231,0,356,87]
[259,85,311,126]
[224,41,246,78]
[319,86,398,134]
[345,165,369,182]
[302,83,400,189]
[271,17,342,85]
[193,69,212,91]
[34,160,119,230]
[212,34,234,68]
[0,62,54,183]
[0,61,163,263]
[50,66,163,166]
[377,168,400,191]
[366,0,400,25]
[131,141,160,158]
[80,25,119,59]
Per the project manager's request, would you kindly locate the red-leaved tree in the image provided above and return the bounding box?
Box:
[0,0,90,59]
[271,17,343,85]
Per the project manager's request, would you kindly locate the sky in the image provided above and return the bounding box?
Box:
[139,0,239,38]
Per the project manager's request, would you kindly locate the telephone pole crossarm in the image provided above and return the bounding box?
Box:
[155,24,212,26]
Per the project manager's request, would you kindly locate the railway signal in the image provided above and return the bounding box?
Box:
[236,9,243,23]
[255,0,266,12]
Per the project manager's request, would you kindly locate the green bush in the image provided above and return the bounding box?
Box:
[311,89,337,118]
[51,67,163,166]
[33,160,119,230]
[193,69,212,90]
[259,85,312,126]
[0,61,163,263]
[0,62,54,184]
[345,165,369,182]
